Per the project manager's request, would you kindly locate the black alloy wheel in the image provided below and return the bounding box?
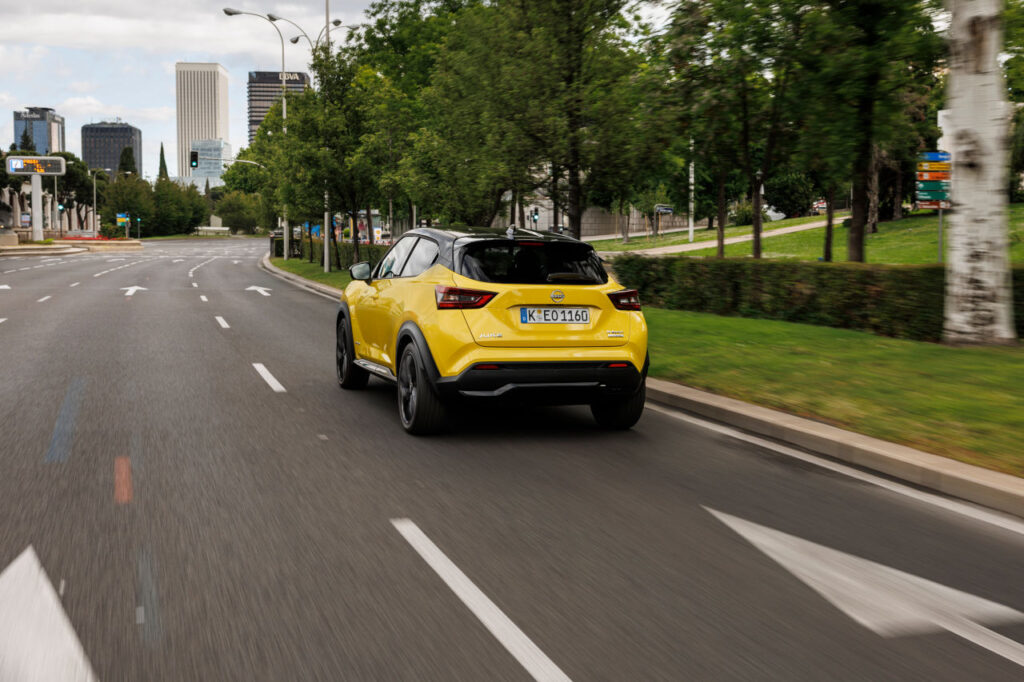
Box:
[397,344,446,434]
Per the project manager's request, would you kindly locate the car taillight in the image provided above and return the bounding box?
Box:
[435,285,496,309]
[608,289,641,311]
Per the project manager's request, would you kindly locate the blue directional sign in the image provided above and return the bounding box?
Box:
[919,151,951,162]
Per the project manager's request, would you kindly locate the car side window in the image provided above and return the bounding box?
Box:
[398,238,440,278]
[374,237,418,279]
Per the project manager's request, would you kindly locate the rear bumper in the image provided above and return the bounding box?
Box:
[433,357,648,405]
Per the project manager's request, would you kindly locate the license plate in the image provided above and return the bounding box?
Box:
[520,307,590,324]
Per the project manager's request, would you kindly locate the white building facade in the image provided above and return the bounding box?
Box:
[175,62,229,177]
[190,139,232,181]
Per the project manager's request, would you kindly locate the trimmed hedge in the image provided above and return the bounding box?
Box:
[271,236,389,267]
[612,255,1024,342]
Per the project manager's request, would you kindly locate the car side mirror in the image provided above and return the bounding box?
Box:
[349,262,372,281]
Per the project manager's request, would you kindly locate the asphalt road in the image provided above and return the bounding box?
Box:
[1,239,1023,681]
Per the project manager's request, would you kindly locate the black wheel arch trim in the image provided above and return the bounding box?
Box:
[396,321,442,386]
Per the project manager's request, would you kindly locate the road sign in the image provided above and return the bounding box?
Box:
[917,161,951,172]
[5,156,66,176]
[918,200,952,210]
[917,171,950,182]
[916,190,950,201]
[919,151,951,162]
[916,181,951,192]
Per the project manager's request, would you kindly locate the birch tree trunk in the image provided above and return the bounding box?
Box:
[944,0,1017,344]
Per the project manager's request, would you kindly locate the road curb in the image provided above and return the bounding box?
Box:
[645,377,1024,519]
[259,253,345,301]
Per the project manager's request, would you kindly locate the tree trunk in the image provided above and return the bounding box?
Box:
[331,214,342,270]
[867,146,880,234]
[567,164,582,240]
[550,164,559,230]
[518,195,526,230]
[716,171,727,259]
[351,211,361,264]
[849,70,880,262]
[893,161,904,220]
[388,196,394,239]
[509,189,516,225]
[366,204,374,245]
[307,224,314,263]
[824,187,835,263]
[944,0,1017,344]
[751,175,763,258]
[620,199,629,243]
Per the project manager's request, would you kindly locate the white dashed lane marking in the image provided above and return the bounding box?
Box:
[252,363,286,393]
[215,316,230,329]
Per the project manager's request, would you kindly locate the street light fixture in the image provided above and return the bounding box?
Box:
[224,6,292,258]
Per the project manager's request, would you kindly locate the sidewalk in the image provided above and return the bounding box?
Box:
[598,218,830,258]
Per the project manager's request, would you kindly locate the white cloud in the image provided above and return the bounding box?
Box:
[68,81,96,94]
[0,46,49,80]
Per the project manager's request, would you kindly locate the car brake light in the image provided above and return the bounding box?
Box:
[607,363,629,368]
[435,285,496,309]
[608,289,641,311]
[474,364,500,370]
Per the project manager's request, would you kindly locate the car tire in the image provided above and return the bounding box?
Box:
[397,343,446,435]
[337,318,369,389]
[591,382,646,430]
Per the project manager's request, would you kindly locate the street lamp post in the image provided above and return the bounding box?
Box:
[224,7,292,259]
[90,168,109,236]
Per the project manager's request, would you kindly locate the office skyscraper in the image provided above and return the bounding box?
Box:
[82,121,142,174]
[175,63,229,177]
[247,71,309,144]
[13,107,65,154]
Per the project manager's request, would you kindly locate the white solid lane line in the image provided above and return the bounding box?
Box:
[215,316,230,329]
[391,519,572,682]
[200,295,208,302]
[37,296,51,303]
[645,404,1024,538]
[252,363,286,393]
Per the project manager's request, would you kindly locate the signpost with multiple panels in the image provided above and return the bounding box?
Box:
[917,152,951,261]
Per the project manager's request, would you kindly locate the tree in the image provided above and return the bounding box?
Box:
[158,144,169,180]
[118,146,137,175]
[943,0,1017,344]
[18,128,34,153]
[102,174,153,235]
[215,191,262,233]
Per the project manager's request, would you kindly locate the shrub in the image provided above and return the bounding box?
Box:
[729,201,771,227]
[613,255,1024,342]
[272,236,389,267]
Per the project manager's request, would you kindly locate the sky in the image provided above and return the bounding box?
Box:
[0,0,372,178]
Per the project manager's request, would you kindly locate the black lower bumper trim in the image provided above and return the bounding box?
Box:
[434,360,646,405]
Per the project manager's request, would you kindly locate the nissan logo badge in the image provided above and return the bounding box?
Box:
[551,289,565,303]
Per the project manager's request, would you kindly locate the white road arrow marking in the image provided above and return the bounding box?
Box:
[120,286,147,297]
[0,546,98,681]
[706,508,1024,667]
[246,286,272,297]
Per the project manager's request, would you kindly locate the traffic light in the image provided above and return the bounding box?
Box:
[532,208,539,222]
[190,151,199,168]
[57,203,64,211]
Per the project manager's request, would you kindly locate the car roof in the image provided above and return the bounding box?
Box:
[403,226,584,248]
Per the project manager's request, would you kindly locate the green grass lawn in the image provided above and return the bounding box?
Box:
[589,212,848,252]
[141,234,258,240]
[681,205,1024,263]
[646,308,1024,476]
[271,256,352,290]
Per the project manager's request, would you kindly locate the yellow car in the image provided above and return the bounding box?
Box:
[336,226,648,434]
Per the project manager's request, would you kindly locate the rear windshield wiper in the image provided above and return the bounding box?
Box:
[547,272,598,283]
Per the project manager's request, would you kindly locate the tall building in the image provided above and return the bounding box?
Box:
[247,71,309,144]
[81,121,142,174]
[190,139,232,181]
[175,62,229,177]
[13,107,65,154]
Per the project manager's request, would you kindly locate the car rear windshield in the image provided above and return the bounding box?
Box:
[458,240,607,285]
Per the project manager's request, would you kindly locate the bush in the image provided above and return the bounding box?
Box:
[729,201,771,227]
[613,255,1024,342]
[272,235,389,267]
[764,171,816,218]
